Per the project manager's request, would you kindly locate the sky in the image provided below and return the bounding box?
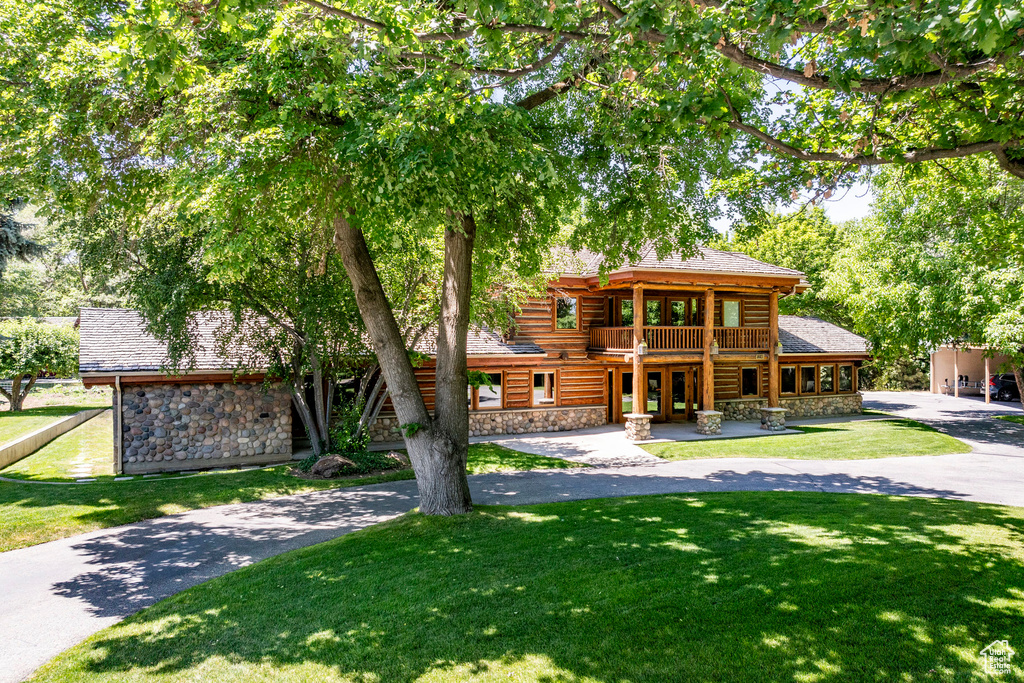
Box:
[816,181,874,224]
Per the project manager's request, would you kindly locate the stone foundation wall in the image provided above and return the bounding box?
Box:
[118,382,292,474]
[715,393,862,420]
[369,405,607,442]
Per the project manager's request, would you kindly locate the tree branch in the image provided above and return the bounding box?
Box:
[401,36,570,78]
[717,41,1007,94]
[515,52,609,110]
[729,117,1020,168]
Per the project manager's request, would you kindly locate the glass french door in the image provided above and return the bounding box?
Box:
[669,367,701,421]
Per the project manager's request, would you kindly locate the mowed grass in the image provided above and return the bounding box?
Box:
[0,405,103,447]
[643,418,969,461]
[33,492,1024,682]
[0,436,577,551]
[1,410,113,480]
[997,415,1024,425]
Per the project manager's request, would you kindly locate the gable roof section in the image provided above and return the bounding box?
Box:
[79,308,258,374]
[779,316,868,355]
[548,245,805,279]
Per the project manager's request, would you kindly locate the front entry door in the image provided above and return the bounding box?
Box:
[669,367,701,421]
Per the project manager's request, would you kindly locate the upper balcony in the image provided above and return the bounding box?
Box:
[589,326,770,353]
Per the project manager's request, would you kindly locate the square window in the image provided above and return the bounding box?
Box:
[741,367,759,397]
[819,365,835,393]
[780,366,797,394]
[838,365,854,392]
[800,366,817,394]
[477,372,502,409]
[555,298,577,330]
[722,300,741,328]
[533,371,556,406]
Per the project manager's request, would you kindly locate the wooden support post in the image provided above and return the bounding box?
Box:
[632,284,644,414]
[768,289,780,408]
[954,348,959,398]
[702,288,715,410]
[985,355,991,404]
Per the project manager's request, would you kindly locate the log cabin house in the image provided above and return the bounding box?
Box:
[79,246,868,474]
[369,246,869,442]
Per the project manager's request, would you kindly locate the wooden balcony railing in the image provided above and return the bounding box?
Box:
[712,327,770,351]
[589,326,769,352]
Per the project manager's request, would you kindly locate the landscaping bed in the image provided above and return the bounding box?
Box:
[643,418,969,461]
[32,492,1024,682]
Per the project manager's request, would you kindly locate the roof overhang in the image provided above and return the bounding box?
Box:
[81,370,268,388]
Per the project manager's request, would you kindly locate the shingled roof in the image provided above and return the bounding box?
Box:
[79,308,258,374]
[413,326,545,357]
[779,316,869,355]
[548,245,805,279]
[80,308,544,375]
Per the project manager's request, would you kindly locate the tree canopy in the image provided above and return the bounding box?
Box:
[4,0,1023,511]
[828,156,1024,399]
[0,319,79,411]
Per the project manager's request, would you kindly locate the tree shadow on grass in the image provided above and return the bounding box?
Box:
[39,491,1024,682]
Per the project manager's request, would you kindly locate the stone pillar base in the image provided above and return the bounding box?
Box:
[760,407,787,432]
[695,410,723,435]
[624,413,653,441]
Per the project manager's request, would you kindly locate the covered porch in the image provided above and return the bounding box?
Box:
[591,282,784,438]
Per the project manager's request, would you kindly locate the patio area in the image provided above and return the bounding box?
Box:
[457,415,880,467]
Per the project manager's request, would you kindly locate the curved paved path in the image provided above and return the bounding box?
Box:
[2,391,1023,682]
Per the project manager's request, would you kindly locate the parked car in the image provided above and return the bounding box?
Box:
[990,374,1021,402]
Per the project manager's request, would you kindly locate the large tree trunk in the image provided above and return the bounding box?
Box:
[334,212,473,515]
[1015,367,1024,411]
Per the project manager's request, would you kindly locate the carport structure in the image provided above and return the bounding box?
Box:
[930,345,1011,403]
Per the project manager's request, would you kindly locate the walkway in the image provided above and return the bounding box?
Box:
[2,390,1023,682]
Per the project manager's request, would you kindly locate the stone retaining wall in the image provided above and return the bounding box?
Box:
[715,393,863,420]
[118,382,292,474]
[369,405,607,442]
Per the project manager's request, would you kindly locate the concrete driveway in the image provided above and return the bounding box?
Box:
[2,390,1024,682]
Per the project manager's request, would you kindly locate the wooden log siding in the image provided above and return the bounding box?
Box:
[514,292,605,359]
[504,368,532,409]
[714,365,740,400]
[559,367,607,406]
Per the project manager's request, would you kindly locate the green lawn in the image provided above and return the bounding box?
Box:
[33,492,1024,682]
[0,405,104,448]
[997,415,1024,425]
[1,409,113,480]
[643,418,969,461]
[0,433,578,550]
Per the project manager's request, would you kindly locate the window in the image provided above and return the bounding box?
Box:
[741,367,760,397]
[621,371,634,415]
[780,366,797,394]
[838,365,854,392]
[477,373,502,409]
[646,370,662,414]
[620,299,634,327]
[819,365,835,393]
[800,366,817,394]
[646,299,662,326]
[670,300,688,326]
[722,300,741,328]
[532,371,556,406]
[554,297,577,330]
